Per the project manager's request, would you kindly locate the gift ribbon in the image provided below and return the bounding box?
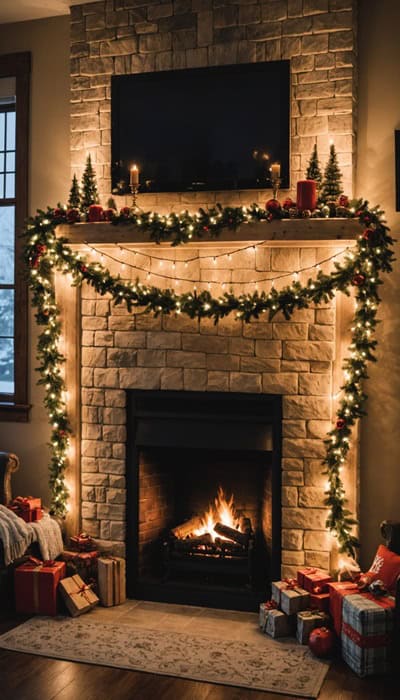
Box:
[343,622,391,649]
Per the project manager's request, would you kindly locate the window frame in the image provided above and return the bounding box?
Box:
[0,52,30,422]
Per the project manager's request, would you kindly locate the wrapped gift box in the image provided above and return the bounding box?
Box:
[297,567,332,594]
[272,580,310,615]
[328,581,359,636]
[61,550,98,583]
[15,558,66,616]
[259,601,278,631]
[310,592,330,613]
[59,574,99,617]
[8,497,43,523]
[70,532,97,552]
[296,610,330,645]
[264,609,295,638]
[341,593,395,677]
[98,556,126,607]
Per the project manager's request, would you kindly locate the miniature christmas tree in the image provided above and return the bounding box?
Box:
[320,143,343,202]
[68,173,81,209]
[306,143,323,188]
[81,154,99,209]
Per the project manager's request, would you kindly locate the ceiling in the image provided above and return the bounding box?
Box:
[0,0,100,25]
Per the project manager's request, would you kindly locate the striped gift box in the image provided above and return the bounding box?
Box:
[341,593,395,677]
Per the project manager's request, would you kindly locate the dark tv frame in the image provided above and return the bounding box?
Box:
[111,60,291,194]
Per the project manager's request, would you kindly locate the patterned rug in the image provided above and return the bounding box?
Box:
[0,616,329,697]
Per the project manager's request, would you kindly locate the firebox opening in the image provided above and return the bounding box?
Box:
[126,391,282,611]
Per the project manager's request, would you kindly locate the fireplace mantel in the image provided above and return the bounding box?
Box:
[57,219,362,247]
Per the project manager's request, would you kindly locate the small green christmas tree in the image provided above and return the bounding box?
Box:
[320,143,343,202]
[306,143,322,188]
[68,173,81,209]
[81,154,99,209]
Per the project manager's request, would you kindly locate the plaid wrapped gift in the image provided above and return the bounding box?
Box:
[264,609,295,638]
[296,609,330,645]
[341,593,395,677]
[297,567,332,594]
[272,579,310,615]
[328,581,359,636]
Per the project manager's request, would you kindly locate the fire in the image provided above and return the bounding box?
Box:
[193,487,241,542]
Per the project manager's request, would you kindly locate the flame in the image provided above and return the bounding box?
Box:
[193,487,241,542]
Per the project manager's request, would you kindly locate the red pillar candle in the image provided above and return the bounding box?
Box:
[297,179,317,212]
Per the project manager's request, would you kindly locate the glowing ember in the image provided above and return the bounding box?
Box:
[193,487,241,542]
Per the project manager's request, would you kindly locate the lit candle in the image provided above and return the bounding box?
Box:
[130,164,139,187]
[270,162,281,179]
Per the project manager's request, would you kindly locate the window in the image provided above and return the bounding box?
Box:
[0,53,30,421]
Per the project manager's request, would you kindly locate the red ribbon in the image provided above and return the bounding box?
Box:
[343,622,391,649]
[24,556,43,567]
[284,578,297,589]
[264,600,278,610]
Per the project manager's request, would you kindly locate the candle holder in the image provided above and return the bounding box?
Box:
[271,174,281,201]
[130,184,139,211]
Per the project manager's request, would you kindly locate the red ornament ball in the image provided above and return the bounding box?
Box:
[336,418,346,430]
[53,207,66,219]
[352,273,366,287]
[308,627,335,658]
[79,264,88,274]
[301,209,311,218]
[282,197,295,210]
[362,228,374,241]
[88,205,104,223]
[66,208,80,224]
[103,208,115,222]
[266,198,281,214]
[120,206,131,218]
[338,194,349,208]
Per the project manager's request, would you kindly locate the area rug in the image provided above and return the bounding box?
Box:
[0,616,329,697]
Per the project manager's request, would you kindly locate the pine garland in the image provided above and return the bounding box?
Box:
[24,201,395,557]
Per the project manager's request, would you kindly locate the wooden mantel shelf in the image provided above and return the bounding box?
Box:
[57,218,362,247]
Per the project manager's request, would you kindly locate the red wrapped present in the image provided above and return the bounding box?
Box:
[310,592,330,613]
[297,567,332,594]
[69,532,97,552]
[328,581,359,636]
[61,549,98,583]
[15,557,66,616]
[13,496,41,511]
[8,496,42,522]
[33,507,43,521]
[341,592,395,677]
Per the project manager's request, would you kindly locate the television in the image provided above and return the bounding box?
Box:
[111,60,290,194]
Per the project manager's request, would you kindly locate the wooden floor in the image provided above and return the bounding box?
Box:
[0,612,398,700]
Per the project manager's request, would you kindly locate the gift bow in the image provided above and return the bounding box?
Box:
[13,496,31,510]
[24,556,43,567]
[74,581,93,604]
[301,609,326,619]
[284,578,298,589]
[265,600,278,610]
[303,567,317,575]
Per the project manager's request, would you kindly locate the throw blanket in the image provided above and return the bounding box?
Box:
[0,505,63,565]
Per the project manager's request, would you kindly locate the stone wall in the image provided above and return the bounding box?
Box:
[79,241,352,577]
[70,0,357,207]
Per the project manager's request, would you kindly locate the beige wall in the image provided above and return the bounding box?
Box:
[0,5,398,569]
[356,0,400,568]
[0,15,70,500]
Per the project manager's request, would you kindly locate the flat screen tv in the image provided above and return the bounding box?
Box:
[111,60,290,194]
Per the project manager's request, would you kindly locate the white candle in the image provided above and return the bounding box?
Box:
[130,164,139,186]
[270,162,281,179]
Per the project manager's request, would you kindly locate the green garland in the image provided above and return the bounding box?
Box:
[24,201,395,558]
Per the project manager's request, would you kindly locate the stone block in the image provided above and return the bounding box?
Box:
[272,323,308,340]
[271,247,299,272]
[162,315,198,333]
[82,406,98,425]
[304,460,327,487]
[82,502,97,520]
[281,360,310,372]
[184,369,207,390]
[228,337,254,356]
[255,340,282,358]
[296,82,335,99]
[139,32,172,53]
[310,361,331,373]
[109,475,125,489]
[173,29,197,50]
[298,373,330,395]
[282,486,298,507]
[159,13,197,32]
[148,3,173,20]
[82,388,105,406]
[282,550,305,566]
[107,348,137,367]
[246,22,282,42]
[317,96,352,114]
[305,550,330,570]
[291,54,315,73]
[281,564,298,579]
[81,456,98,473]
[94,331,114,347]
[93,368,120,388]
[304,530,331,552]
[146,332,181,349]
[136,349,166,367]
[282,457,304,470]
[303,0,329,15]
[241,357,280,373]
[135,21,158,34]
[261,1,287,22]
[167,350,206,368]
[274,309,315,324]
[297,115,328,135]
[100,406,126,425]
[114,331,146,348]
[315,308,335,324]
[239,5,260,25]
[282,420,307,438]
[243,322,272,339]
[213,6,237,28]
[80,57,114,75]
[82,473,109,486]
[100,37,137,55]
[283,438,326,459]
[98,458,125,475]
[82,347,106,368]
[103,425,126,443]
[308,324,334,341]
[307,420,332,439]
[301,33,329,54]
[82,331,94,346]
[282,528,304,550]
[104,389,126,407]
[197,10,213,47]
[119,367,161,389]
[161,367,184,390]
[282,471,304,486]
[108,316,135,331]
[315,52,335,69]
[281,36,300,57]
[106,488,126,504]
[82,423,101,440]
[298,486,326,508]
[282,507,328,529]
[282,17,313,37]
[283,395,331,419]
[230,372,262,393]
[110,521,125,541]
[182,334,228,353]
[207,371,229,392]
[329,30,354,51]
[82,439,112,458]
[97,503,126,520]
[283,340,334,361]
[262,373,298,394]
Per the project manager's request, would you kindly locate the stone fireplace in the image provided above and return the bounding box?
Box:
[59,0,361,606]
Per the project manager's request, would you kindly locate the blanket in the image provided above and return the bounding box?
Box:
[0,505,63,565]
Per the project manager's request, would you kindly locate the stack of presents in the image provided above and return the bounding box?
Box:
[260,543,400,678]
[9,496,126,618]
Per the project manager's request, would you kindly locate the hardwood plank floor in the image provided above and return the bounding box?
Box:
[0,612,398,700]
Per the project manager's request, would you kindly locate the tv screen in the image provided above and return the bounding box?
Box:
[111,61,290,194]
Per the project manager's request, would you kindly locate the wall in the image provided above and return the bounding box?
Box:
[0,16,70,499]
[356,0,400,569]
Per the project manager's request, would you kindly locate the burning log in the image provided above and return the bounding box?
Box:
[171,516,202,539]
[214,522,249,547]
[173,533,212,551]
[214,538,246,555]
